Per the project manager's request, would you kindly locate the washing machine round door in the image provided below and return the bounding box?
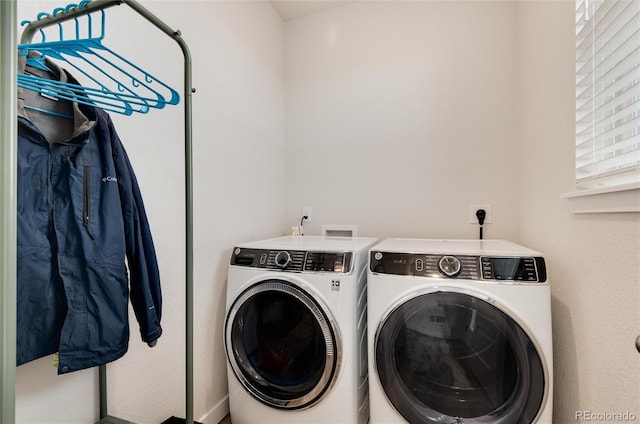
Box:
[225,279,341,410]
[375,291,546,424]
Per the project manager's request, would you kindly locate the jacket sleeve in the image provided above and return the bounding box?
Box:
[106,113,163,345]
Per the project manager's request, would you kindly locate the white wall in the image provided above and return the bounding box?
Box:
[515,1,640,422]
[14,1,285,423]
[284,1,521,240]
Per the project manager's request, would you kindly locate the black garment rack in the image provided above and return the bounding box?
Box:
[0,1,195,423]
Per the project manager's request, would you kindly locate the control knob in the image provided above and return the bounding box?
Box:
[438,255,461,277]
[274,251,291,268]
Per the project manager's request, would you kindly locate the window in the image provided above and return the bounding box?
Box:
[569,0,640,212]
[575,0,639,188]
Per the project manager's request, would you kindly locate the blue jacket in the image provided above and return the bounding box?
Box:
[17,63,162,374]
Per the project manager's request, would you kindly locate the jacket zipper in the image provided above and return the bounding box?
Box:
[83,166,95,240]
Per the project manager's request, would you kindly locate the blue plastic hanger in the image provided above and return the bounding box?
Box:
[18,1,179,116]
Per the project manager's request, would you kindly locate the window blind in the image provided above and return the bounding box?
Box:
[575,0,640,189]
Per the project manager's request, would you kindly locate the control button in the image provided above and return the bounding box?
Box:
[259,253,267,264]
[374,252,383,261]
[274,251,291,268]
[415,258,424,272]
[481,258,493,279]
[334,259,343,273]
[438,256,461,277]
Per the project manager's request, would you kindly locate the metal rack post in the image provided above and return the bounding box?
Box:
[1,1,18,423]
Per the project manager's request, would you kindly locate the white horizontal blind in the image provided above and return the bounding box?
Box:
[575,0,640,189]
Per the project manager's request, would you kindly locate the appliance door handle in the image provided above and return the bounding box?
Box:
[636,335,640,354]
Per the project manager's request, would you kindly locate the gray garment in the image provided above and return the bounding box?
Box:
[17,53,95,143]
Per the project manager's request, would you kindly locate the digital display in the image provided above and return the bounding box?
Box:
[492,258,524,279]
[305,252,346,272]
[482,257,539,281]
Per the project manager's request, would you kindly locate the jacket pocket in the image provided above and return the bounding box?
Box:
[83,166,95,240]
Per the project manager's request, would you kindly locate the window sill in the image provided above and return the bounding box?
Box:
[561,182,640,214]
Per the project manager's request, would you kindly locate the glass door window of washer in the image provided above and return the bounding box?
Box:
[375,291,546,424]
[225,279,340,410]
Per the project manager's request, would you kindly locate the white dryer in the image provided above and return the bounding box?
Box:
[225,236,378,424]
[367,239,553,424]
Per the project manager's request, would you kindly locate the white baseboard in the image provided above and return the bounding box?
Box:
[198,395,230,424]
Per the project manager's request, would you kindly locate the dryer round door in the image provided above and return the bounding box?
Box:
[375,290,547,424]
[225,278,341,410]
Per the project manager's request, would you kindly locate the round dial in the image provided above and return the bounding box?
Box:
[274,251,291,268]
[438,255,461,277]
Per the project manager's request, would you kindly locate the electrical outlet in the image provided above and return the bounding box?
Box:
[469,204,492,224]
[303,207,312,223]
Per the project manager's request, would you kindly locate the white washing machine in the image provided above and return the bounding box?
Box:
[367,239,553,424]
[225,236,378,424]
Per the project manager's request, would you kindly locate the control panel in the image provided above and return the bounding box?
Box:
[480,256,546,282]
[370,251,547,282]
[231,248,353,274]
